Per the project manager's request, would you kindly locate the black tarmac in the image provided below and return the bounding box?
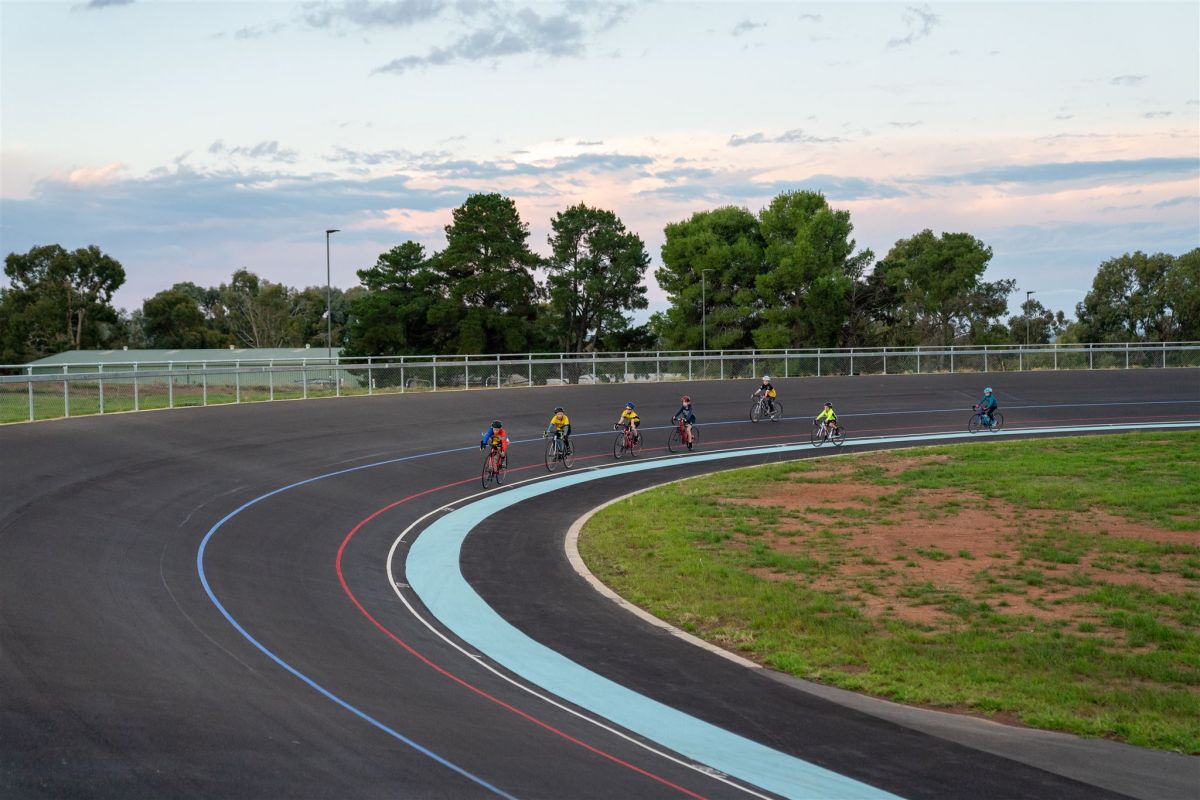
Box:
[1,369,1197,799]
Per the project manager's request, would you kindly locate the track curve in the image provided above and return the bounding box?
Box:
[2,369,1197,799]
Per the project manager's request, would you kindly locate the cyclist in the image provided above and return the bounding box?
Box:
[545,406,572,454]
[480,419,509,467]
[814,402,838,435]
[672,395,696,441]
[616,401,641,443]
[753,375,777,413]
[977,387,998,428]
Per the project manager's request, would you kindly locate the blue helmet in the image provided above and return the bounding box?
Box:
[625,402,635,409]
[984,387,993,395]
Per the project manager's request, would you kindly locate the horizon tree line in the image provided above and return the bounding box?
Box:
[2,190,1198,364]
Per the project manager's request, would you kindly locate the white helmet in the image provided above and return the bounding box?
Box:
[762,375,771,382]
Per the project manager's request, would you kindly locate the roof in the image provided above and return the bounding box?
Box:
[26,348,343,366]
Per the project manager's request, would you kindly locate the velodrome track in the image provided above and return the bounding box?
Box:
[1,369,1197,799]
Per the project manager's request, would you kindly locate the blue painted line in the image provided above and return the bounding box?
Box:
[404,421,1200,800]
[196,463,520,799]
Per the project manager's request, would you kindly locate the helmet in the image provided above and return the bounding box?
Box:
[984,387,993,395]
[681,395,690,403]
[824,402,832,408]
[762,375,770,382]
[554,406,564,413]
[625,402,635,409]
[492,420,502,429]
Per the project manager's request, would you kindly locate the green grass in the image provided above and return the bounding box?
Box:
[579,432,1200,752]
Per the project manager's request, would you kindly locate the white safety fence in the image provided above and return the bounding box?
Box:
[2,342,1198,424]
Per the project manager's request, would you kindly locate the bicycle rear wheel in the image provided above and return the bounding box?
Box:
[545,438,560,473]
[991,411,1005,431]
[770,401,783,421]
[831,426,846,447]
[630,431,642,458]
[667,427,682,453]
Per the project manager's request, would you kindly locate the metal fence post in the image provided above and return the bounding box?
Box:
[27,367,34,422]
[168,361,174,408]
[560,354,564,385]
[1019,347,1023,371]
[883,351,887,375]
[849,349,854,376]
[950,349,954,374]
[401,359,406,393]
[1125,343,1129,369]
[1162,341,1167,369]
[335,359,341,397]
[202,362,208,406]
[916,348,921,374]
[720,350,725,380]
[465,359,470,391]
[785,350,789,378]
[624,352,628,382]
[1053,346,1058,371]
[495,354,500,388]
[527,355,531,387]
[983,348,988,373]
[656,351,661,380]
[752,351,756,378]
[133,363,139,411]
[688,351,693,381]
[817,349,821,377]
[1089,345,1093,370]
[593,351,598,384]
[99,363,105,414]
[433,355,438,391]
[62,365,69,418]
[235,360,241,403]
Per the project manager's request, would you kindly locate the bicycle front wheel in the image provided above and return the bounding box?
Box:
[613,433,627,460]
[562,440,574,469]
[481,454,496,488]
[810,423,823,447]
[750,402,762,423]
[667,427,682,453]
[968,414,982,434]
[545,439,560,473]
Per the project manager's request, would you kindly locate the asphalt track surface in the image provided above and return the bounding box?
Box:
[1,369,1198,799]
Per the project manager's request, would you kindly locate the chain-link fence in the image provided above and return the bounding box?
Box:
[3,342,1197,424]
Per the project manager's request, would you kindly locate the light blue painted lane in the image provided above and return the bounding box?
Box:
[404,421,1200,800]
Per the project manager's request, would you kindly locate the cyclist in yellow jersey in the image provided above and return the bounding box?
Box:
[815,402,838,433]
[616,402,641,443]
[545,406,572,452]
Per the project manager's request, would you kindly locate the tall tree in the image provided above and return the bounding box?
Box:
[1006,297,1067,344]
[142,288,224,348]
[432,194,541,353]
[873,230,1014,345]
[655,206,766,350]
[344,242,443,356]
[545,203,650,353]
[218,269,294,348]
[1,244,126,361]
[1075,251,1189,342]
[752,191,873,349]
[1165,248,1200,340]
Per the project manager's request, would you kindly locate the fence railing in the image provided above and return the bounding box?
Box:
[2,342,1197,424]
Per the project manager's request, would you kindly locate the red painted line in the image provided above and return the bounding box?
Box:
[335,479,713,800]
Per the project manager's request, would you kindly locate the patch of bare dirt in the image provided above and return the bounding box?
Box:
[721,455,1198,632]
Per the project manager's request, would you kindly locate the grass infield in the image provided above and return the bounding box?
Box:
[579,431,1200,753]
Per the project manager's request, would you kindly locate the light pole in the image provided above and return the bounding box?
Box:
[1025,290,1035,346]
[325,229,340,363]
[701,269,713,352]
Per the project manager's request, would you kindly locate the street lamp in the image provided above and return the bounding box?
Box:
[325,229,340,363]
[701,269,714,353]
[1025,290,1035,346]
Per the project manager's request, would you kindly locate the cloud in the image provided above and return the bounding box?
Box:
[208,140,300,164]
[233,23,287,40]
[416,151,653,179]
[926,157,1199,186]
[798,13,822,23]
[1110,74,1147,86]
[731,19,766,37]
[887,5,938,48]
[888,121,922,128]
[575,139,603,146]
[1054,114,1074,120]
[1143,111,1172,119]
[301,0,448,29]
[728,129,845,147]
[373,2,631,74]
[82,0,133,7]
[1152,195,1197,210]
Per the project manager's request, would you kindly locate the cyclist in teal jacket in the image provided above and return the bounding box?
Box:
[977,387,998,427]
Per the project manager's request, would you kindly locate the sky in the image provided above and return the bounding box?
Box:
[1,0,1198,323]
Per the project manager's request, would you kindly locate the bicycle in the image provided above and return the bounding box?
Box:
[667,417,698,453]
[481,444,507,488]
[543,429,574,472]
[810,418,846,447]
[749,393,783,423]
[968,405,1005,434]
[613,422,643,460]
